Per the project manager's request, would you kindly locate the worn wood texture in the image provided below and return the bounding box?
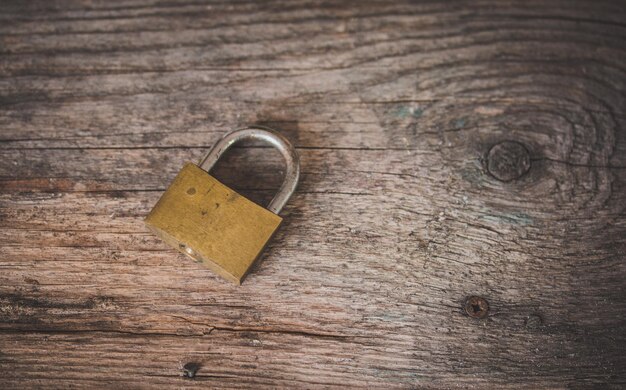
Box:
[0,0,625,388]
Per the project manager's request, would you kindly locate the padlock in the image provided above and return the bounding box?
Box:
[145,126,300,285]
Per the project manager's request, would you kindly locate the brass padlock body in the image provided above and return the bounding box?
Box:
[145,163,282,284]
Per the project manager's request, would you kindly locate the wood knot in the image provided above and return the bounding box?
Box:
[464,296,489,319]
[486,141,530,182]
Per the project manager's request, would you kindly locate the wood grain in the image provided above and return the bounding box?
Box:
[0,0,625,388]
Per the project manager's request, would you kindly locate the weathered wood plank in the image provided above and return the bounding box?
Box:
[0,0,625,388]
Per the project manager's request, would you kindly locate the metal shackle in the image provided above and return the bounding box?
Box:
[199,126,300,215]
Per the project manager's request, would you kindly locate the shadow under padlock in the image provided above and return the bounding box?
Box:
[210,138,285,209]
[145,127,300,285]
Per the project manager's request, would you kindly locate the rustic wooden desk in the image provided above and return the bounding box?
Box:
[1,1,624,388]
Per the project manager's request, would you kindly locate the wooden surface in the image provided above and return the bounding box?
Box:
[0,0,625,388]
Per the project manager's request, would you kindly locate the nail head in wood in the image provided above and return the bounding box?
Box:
[182,362,200,378]
[464,296,489,319]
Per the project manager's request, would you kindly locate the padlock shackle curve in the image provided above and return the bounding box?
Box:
[198,126,300,214]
